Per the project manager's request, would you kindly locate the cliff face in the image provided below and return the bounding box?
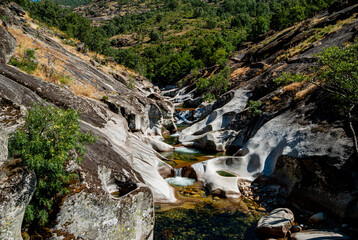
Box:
[0,2,176,239]
[169,2,358,220]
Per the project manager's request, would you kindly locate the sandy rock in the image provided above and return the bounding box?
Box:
[256,208,294,238]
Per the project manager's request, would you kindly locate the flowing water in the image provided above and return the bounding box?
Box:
[154,109,264,240]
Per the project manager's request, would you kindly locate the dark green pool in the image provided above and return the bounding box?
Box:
[154,203,262,240]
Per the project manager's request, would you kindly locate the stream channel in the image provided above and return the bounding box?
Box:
[154,108,265,240]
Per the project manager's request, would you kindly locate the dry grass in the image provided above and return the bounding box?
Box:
[8,13,137,101]
[231,67,250,78]
[295,84,318,100]
[283,81,305,93]
[71,82,101,99]
[276,13,357,61]
[8,26,105,99]
[271,96,280,101]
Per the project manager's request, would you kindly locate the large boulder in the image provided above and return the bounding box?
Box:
[52,166,154,240]
[0,26,16,64]
[0,159,36,240]
[255,208,294,238]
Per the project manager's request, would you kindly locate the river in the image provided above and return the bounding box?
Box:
[154,109,265,240]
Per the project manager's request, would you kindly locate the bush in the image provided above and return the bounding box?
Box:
[274,41,358,107]
[247,100,262,117]
[196,66,231,101]
[9,103,95,226]
[9,48,38,74]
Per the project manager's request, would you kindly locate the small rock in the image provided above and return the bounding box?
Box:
[309,212,326,224]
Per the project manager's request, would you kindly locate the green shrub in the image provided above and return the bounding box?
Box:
[275,41,358,107]
[274,72,308,85]
[247,100,262,117]
[9,48,38,74]
[9,103,96,226]
[196,66,230,102]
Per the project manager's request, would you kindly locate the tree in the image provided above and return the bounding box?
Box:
[275,41,358,157]
[196,66,231,101]
[9,103,95,227]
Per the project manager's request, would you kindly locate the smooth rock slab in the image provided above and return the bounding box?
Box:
[0,26,16,64]
[0,127,8,166]
[290,230,351,240]
[255,208,294,238]
[0,159,36,240]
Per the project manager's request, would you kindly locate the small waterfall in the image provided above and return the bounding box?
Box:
[174,168,182,177]
[166,168,195,187]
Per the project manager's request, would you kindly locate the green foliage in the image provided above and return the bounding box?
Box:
[127,79,135,89]
[196,66,231,101]
[155,202,262,239]
[9,48,38,74]
[247,100,262,117]
[53,0,93,7]
[149,29,161,42]
[15,0,345,86]
[9,103,95,226]
[206,19,217,29]
[275,41,358,108]
[274,72,308,85]
[315,42,358,105]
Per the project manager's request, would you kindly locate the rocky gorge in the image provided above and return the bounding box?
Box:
[0,1,358,240]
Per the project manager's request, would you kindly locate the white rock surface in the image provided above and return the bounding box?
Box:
[129,133,176,203]
[179,89,250,151]
[190,108,353,195]
[290,230,351,240]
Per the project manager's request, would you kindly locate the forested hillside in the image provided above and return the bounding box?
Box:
[15,0,345,86]
[54,0,92,7]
